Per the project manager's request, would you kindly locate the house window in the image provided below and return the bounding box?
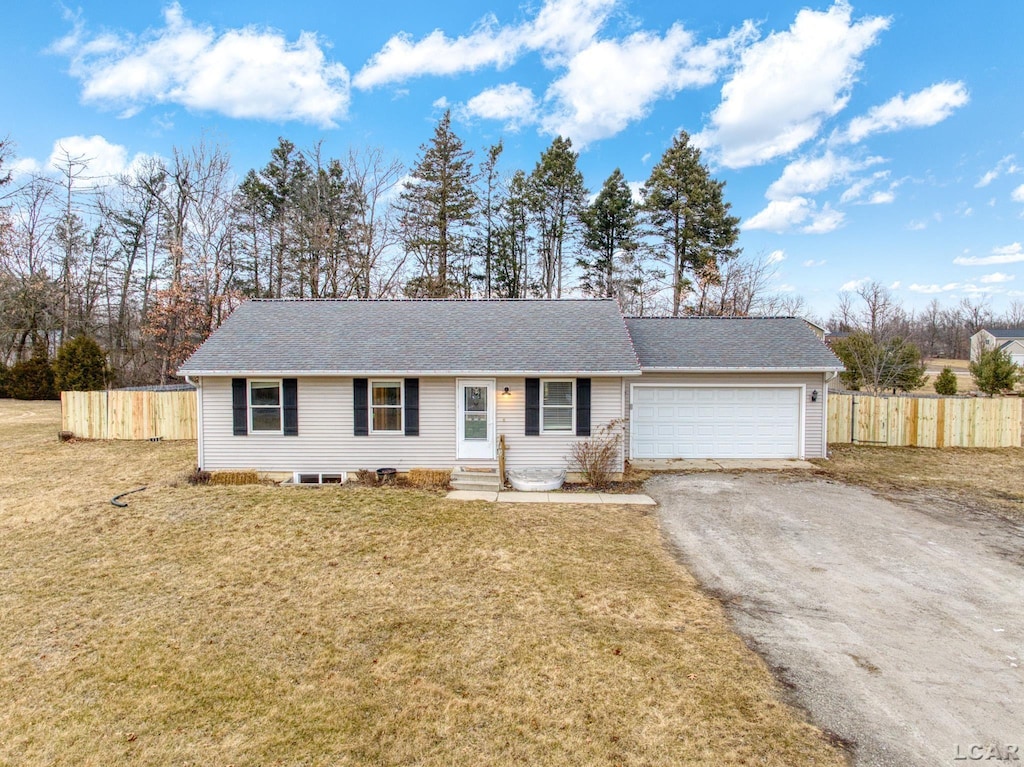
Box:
[249,380,282,433]
[371,380,403,433]
[542,379,574,433]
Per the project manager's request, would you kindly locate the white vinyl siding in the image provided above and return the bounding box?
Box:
[627,372,829,459]
[498,377,623,472]
[199,375,627,472]
[201,377,456,472]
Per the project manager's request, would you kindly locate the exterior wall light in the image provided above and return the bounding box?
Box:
[811,389,819,402]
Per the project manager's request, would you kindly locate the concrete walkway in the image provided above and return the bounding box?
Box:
[629,458,815,471]
[446,490,656,505]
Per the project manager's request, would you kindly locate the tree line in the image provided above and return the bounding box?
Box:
[1,114,1022,391]
[0,115,748,386]
[827,281,1024,395]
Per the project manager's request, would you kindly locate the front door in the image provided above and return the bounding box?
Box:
[456,379,495,460]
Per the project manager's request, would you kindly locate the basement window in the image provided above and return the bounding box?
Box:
[293,472,347,485]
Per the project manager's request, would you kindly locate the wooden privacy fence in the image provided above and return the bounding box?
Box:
[61,390,197,440]
[828,392,1022,448]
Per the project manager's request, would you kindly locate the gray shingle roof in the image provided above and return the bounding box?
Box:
[986,327,1024,339]
[179,299,642,375]
[625,317,844,370]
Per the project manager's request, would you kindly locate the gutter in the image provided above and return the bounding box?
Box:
[640,366,846,373]
[177,369,645,378]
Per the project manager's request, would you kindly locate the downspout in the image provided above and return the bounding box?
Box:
[823,371,838,456]
[184,375,203,470]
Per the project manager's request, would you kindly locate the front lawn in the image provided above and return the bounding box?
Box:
[0,400,845,766]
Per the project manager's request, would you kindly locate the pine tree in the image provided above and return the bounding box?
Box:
[642,132,740,316]
[528,137,586,298]
[970,347,1022,395]
[933,367,958,395]
[398,111,478,297]
[55,335,110,391]
[492,170,532,299]
[478,141,503,297]
[579,169,638,298]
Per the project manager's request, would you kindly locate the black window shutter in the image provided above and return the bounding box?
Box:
[525,378,540,436]
[353,378,368,436]
[283,378,298,436]
[404,378,419,436]
[576,378,591,437]
[232,378,248,436]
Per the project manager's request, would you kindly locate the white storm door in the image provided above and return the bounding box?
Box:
[456,379,495,460]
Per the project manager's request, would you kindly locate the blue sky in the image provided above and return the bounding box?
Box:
[5,0,1023,317]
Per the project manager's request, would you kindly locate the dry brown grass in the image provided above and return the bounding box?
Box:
[405,467,452,489]
[0,399,845,766]
[209,470,260,486]
[813,443,1024,519]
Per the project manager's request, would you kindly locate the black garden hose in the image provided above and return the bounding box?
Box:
[110,486,147,508]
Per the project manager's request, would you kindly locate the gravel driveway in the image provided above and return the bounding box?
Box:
[648,473,1024,767]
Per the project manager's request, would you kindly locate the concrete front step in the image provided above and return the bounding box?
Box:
[451,481,503,492]
[451,466,502,492]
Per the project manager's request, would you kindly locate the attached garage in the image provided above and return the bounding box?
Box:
[630,385,802,459]
[624,317,844,461]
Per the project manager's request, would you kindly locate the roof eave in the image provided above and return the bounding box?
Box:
[639,366,845,373]
[178,368,643,377]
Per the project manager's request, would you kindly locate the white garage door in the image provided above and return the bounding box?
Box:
[631,386,801,459]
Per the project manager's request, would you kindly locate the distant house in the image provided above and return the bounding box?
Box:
[970,328,1024,364]
[178,299,843,481]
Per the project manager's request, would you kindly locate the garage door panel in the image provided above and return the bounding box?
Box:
[632,386,800,459]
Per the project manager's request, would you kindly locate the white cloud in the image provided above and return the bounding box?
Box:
[46,135,153,185]
[867,190,895,204]
[909,282,961,294]
[954,243,1024,266]
[541,23,754,146]
[766,249,786,264]
[694,2,889,168]
[354,0,615,89]
[844,81,968,143]
[462,84,538,130]
[890,280,902,289]
[976,154,1018,188]
[980,272,1015,284]
[907,219,928,231]
[11,157,42,179]
[802,204,844,234]
[53,3,349,127]
[744,197,813,231]
[432,96,450,109]
[743,197,844,234]
[839,170,889,203]
[909,282,1001,295]
[767,151,881,200]
[803,258,826,267]
[1012,184,1024,203]
[841,277,870,291]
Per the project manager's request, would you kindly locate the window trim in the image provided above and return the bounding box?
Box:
[369,379,404,434]
[248,379,283,435]
[540,378,575,434]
